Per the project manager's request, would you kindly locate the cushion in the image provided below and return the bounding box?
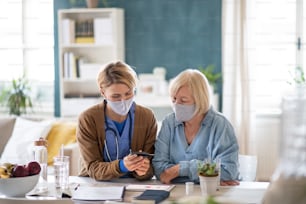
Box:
[0,117,16,156]
[46,121,77,165]
[0,117,54,165]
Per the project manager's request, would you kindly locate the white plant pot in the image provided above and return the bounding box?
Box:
[199,175,218,196]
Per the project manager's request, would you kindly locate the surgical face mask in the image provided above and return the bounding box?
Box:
[107,97,134,116]
[173,103,196,122]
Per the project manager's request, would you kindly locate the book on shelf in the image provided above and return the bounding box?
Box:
[94,17,113,45]
[62,18,75,45]
[62,52,78,79]
[75,36,95,43]
[63,52,69,78]
[75,19,94,38]
[75,19,94,44]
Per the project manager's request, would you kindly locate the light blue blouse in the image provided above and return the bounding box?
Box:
[152,107,239,183]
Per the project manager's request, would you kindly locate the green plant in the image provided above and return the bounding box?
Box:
[0,75,33,116]
[288,66,306,85]
[198,64,222,91]
[198,160,219,177]
[170,196,219,204]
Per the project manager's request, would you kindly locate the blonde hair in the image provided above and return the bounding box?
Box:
[97,61,137,90]
[169,69,211,114]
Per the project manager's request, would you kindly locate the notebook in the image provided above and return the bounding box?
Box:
[125,184,175,191]
[72,186,125,201]
[133,190,170,204]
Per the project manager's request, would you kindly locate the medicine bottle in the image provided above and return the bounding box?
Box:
[33,137,48,192]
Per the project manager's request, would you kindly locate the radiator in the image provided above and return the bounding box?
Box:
[254,114,281,181]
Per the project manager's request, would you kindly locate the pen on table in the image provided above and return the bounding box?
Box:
[74,184,80,191]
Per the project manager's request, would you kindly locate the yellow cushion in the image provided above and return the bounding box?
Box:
[46,121,77,165]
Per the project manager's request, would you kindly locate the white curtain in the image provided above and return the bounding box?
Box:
[222,0,256,155]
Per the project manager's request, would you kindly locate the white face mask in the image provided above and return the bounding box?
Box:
[107,97,134,116]
[173,103,196,122]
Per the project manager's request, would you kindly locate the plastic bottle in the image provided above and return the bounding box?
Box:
[32,137,48,192]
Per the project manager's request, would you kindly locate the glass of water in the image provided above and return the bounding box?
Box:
[53,156,69,190]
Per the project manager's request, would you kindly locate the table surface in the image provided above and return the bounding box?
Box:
[0,176,270,204]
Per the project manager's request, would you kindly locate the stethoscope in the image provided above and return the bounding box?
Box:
[103,101,133,162]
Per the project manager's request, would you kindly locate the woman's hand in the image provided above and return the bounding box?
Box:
[220,180,240,186]
[123,154,145,171]
[134,157,150,176]
[160,164,179,184]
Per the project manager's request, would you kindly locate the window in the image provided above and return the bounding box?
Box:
[248,0,296,113]
[0,0,54,114]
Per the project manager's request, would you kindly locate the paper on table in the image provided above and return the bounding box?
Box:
[72,186,125,201]
[125,184,175,192]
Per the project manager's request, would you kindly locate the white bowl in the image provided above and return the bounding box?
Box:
[0,174,39,197]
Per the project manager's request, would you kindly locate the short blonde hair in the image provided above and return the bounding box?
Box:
[169,69,211,114]
[97,61,137,90]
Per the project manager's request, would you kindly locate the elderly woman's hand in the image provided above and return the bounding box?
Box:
[160,164,179,184]
[220,180,240,186]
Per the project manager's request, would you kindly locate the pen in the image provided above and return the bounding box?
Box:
[74,184,80,191]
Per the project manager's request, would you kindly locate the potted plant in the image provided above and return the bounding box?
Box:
[0,75,33,116]
[198,64,222,92]
[69,0,108,8]
[288,66,305,86]
[197,160,220,196]
[198,64,222,110]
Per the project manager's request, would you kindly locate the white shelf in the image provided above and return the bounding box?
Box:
[60,44,115,48]
[58,8,125,117]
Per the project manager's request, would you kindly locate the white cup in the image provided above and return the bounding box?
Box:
[185,182,194,196]
[53,156,69,190]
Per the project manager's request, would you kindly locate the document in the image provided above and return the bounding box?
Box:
[125,184,175,192]
[72,186,125,201]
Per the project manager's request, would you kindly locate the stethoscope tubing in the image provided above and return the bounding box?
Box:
[103,101,133,162]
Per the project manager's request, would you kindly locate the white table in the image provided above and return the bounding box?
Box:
[170,182,269,204]
[0,176,269,204]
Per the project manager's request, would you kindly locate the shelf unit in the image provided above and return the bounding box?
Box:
[57,8,125,117]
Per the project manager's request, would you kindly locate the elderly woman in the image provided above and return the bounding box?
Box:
[77,61,157,181]
[152,69,239,186]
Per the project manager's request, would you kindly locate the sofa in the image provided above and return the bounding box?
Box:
[0,116,80,176]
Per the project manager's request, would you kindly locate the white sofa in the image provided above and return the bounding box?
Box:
[0,116,80,176]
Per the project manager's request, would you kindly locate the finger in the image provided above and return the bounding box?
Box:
[136,163,149,172]
[129,155,144,162]
[142,157,150,164]
[126,154,137,160]
[127,159,146,171]
[220,180,240,186]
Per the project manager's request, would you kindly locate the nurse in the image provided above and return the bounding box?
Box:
[77,61,157,181]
